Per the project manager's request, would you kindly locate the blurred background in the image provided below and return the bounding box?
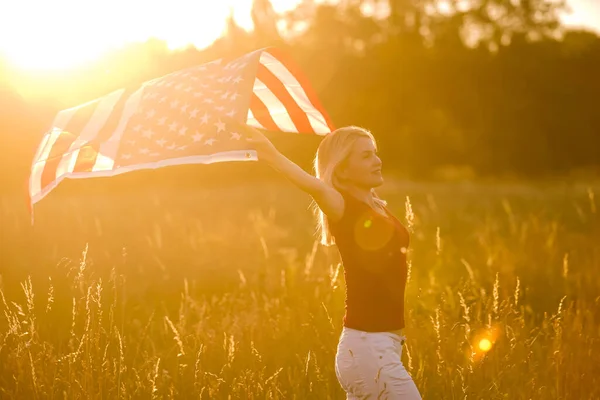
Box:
[1,0,600,198]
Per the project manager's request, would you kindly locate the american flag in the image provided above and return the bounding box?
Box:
[28,47,334,208]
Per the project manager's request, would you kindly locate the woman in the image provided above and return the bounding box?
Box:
[243,124,422,399]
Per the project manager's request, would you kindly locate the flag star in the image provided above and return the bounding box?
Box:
[122,153,132,159]
[133,124,143,132]
[224,75,232,82]
[177,145,188,151]
[200,113,210,124]
[149,92,158,100]
[230,92,240,101]
[233,76,243,84]
[203,98,214,104]
[159,96,168,103]
[214,105,225,112]
[178,127,188,136]
[166,143,177,150]
[180,103,190,113]
[192,132,204,142]
[230,132,241,140]
[226,109,237,118]
[237,62,247,69]
[156,138,167,147]
[189,108,199,118]
[175,83,184,90]
[165,82,174,88]
[142,129,155,138]
[170,100,180,109]
[220,91,230,100]
[126,140,136,145]
[157,117,167,126]
[200,83,210,89]
[169,121,179,132]
[184,86,193,92]
[191,76,199,82]
[139,148,150,154]
[213,89,223,95]
[145,109,156,119]
[214,119,226,132]
[149,152,161,157]
[193,92,203,98]
[205,138,216,146]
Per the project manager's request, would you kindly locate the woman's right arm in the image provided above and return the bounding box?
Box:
[239,122,344,222]
[265,151,344,222]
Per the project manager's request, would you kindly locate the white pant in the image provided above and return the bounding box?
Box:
[335,327,422,400]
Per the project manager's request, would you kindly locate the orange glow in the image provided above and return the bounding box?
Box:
[471,324,501,361]
[0,0,301,71]
[478,338,492,352]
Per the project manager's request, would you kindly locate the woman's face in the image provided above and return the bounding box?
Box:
[337,136,383,189]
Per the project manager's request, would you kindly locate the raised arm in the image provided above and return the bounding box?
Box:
[238,122,344,222]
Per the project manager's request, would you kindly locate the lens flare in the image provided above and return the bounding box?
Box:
[478,338,492,352]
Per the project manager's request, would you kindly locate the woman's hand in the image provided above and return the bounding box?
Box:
[223,117,281,164]
[241,124,281,164]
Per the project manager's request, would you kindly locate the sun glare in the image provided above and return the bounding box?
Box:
[0,0,301,71]
[478,338,492,352]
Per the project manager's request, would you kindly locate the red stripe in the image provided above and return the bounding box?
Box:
[256,63,313,134]
[74,88,130,172]
[39,131,77,191]
[40,101,98,190]
[73,143,100,172]
[250,93,280,131]
[264,47,335,131]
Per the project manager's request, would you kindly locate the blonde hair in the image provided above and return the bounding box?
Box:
[313,126,386,246]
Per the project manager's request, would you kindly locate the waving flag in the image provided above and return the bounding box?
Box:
[28,47,334,209]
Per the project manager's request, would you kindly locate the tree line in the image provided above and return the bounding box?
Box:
[1,0,599,196]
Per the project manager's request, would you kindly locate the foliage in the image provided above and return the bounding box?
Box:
[1,180,599,398]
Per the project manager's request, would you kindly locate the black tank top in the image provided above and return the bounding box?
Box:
[329,190,410,332]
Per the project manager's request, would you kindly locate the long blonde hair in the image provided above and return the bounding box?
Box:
[313,126,386,246]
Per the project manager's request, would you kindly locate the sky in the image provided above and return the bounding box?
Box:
[0,0,598,71]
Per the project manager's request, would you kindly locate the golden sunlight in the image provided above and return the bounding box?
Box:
[0,0,301,71]
[478,338,492,352]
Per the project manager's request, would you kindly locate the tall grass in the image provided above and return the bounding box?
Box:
[0,180,598,399]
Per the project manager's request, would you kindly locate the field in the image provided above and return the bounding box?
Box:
[0,179,599,399]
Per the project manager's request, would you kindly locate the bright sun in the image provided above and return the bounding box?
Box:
[0,0,300,71]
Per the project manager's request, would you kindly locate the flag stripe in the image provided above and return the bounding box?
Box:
[39,132,78,192]
[73,144,100,173]
[252,78,297,131]
[29,108,79,198]
[93,86,145,171]
[263,48,335,132]
[259,52,329,134]
[58,89,125,175]
[30,129,61,198]
[250,92,280,131]
[246,109,267,130]
[29,150,258,205]
[40,101,98,191]
[256,63,313,133]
